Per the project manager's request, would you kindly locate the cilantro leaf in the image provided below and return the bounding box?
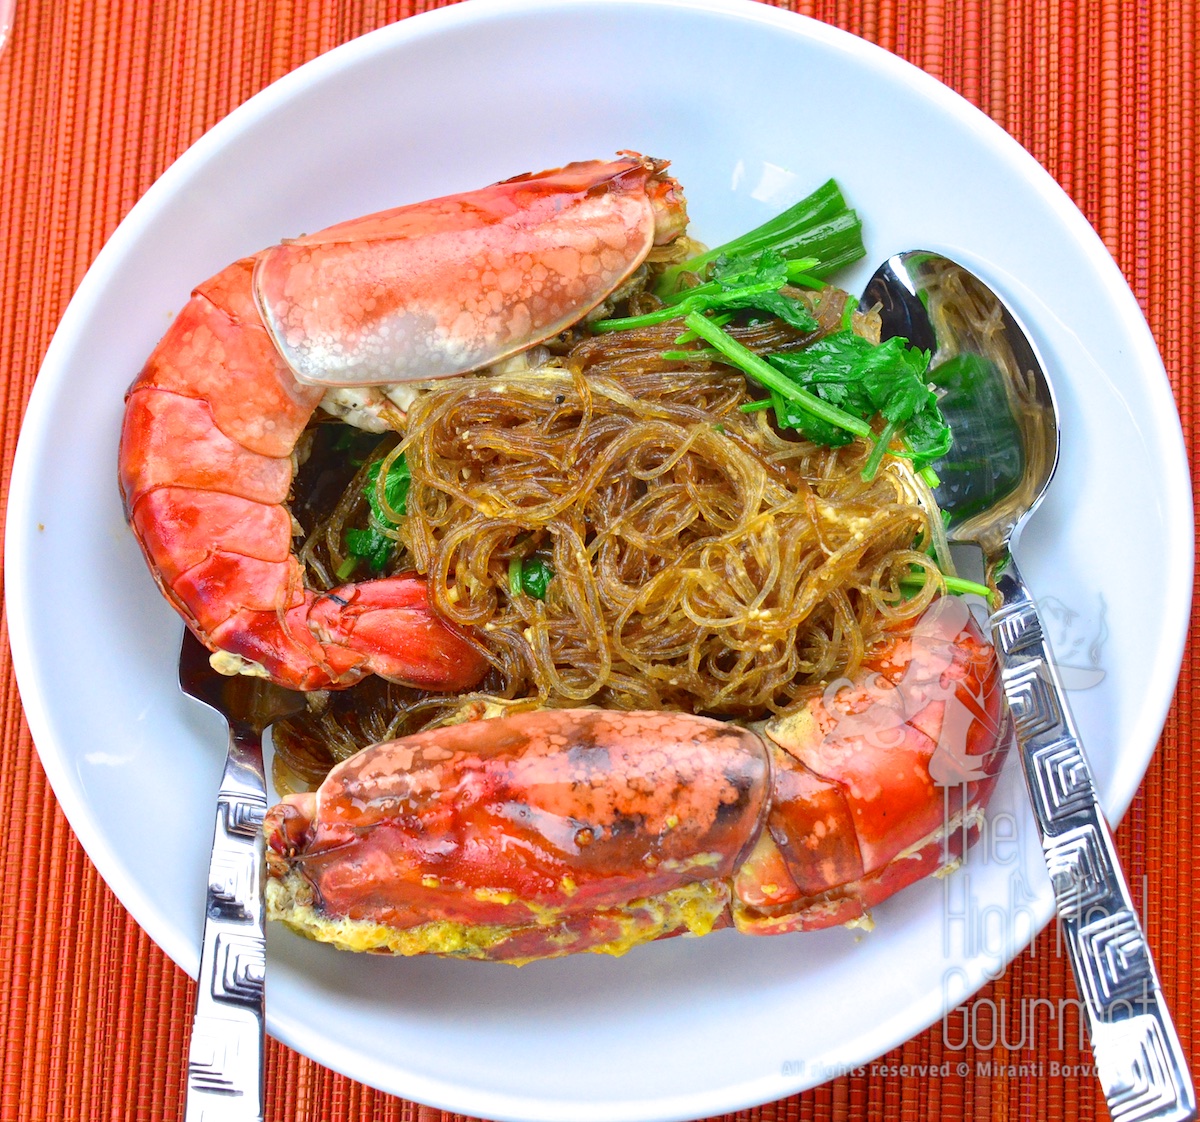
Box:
[585,178,947,480]
[682,313,873,443]
[344,526,393,574]
[703,252,819,328]
[374,454,411,519]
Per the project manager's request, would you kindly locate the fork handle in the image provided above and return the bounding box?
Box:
[184,725,267,1122]
[988,552,1195,1122]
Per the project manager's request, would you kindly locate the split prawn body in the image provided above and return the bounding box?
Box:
[264,600,1009,963]
[118,154,686,689]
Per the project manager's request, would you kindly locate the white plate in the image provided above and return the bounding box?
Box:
[6,1,1191,1119]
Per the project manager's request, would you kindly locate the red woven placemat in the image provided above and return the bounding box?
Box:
[0,1,1193,1119]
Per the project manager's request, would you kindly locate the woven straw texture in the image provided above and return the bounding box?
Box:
[0,1,1194,1119]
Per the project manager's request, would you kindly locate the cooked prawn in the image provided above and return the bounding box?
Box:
[118,154,687,690]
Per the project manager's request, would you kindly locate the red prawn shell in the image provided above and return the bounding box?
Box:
[266,710,768,959]
[735,597,1007,933]
[264,600,1009,961]
[118,155,687,691]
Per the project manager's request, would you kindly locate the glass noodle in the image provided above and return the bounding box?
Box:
[274,293,947,791]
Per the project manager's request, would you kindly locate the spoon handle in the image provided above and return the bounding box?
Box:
[183,722,267,1122]
[988,552,1195,1122]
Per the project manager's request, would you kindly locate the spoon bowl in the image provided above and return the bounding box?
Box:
[865,252,1059,559]
[863,252,1195,1122]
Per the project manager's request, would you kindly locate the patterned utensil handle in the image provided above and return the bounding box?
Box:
[184,725,267,1122]
[989,553,1195,1122]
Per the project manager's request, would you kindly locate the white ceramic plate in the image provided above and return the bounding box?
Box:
[6,1,1191,1119]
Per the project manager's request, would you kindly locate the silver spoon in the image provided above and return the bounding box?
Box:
[178,628,305,1121]
[863,252,1194,1122]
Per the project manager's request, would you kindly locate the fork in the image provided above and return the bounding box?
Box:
[177,629,305,1121]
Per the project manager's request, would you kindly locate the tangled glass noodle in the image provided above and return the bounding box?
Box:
[273,292,946,789]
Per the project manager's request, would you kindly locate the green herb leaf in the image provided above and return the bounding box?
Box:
[766,331,950,472]
[682,312,873,441]
[594,178,947,482]
[510,555,554,600]
[653,179,866,297]
[343,454,411,575]
[372,454,411,521]
[345,526,393,574]
[691,250,819,331]
[593,249,818,335]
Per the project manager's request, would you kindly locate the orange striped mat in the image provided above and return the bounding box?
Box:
[0,1,1194,1119]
